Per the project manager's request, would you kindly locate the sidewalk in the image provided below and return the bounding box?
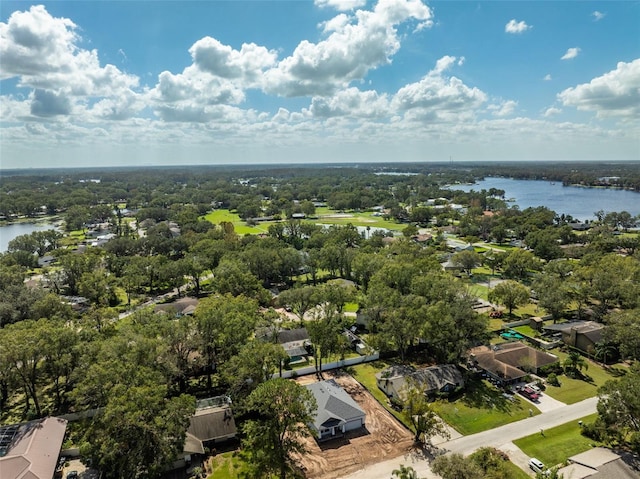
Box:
[340,397,598,479]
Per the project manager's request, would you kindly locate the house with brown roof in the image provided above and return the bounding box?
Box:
[0,417,68,479]
[376,364,464,400]
[468,342,559,385]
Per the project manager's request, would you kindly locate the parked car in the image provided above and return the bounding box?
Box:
[518,386,540,401]
[529,458,545,473]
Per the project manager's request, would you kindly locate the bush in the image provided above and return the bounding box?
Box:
[539,362,564,376]
[547,373,560,386]
[581,419,606,442]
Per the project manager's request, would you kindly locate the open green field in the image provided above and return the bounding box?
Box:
[203,207,405,236]
[542,353,627,404]
[202,209,272,235]
[513,414,601,468]
[432,379,541,435]
[315,207,404,231]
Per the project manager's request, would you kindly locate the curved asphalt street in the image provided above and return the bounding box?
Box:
[341,396,598,479]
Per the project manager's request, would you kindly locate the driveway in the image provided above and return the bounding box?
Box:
[518,388,567,413]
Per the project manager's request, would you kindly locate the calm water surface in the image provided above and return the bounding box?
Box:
[0,221,59,252]
[450,177,640,221]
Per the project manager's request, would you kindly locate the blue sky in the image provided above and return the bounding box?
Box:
[1,0,638,169]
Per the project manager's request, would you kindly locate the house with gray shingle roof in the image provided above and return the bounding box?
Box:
[305,379,365,442]
[376,364,464,400]
[543,321,604,355]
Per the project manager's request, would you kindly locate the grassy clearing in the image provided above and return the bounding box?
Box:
[542,353,627,404]
[202,209,271,235]
[315,209,403,231]
[513,414,601,468]
[432,379,541,435]
[467,283,490,301]
[343,302,359,313]
[207,451,251,479]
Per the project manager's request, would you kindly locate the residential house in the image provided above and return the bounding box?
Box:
[557,447,639,479]
[468,342,559,385]
[0,417,68,479]
[277,328,311,364]
[376,364,464,400]
[305,379,366,442]
[155,297,199,317]
[543,321,604,355]
[182,396,237,460]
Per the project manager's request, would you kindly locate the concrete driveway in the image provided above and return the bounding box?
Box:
[519,388,567,413]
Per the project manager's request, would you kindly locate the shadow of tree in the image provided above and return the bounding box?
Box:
[456,378,514,413]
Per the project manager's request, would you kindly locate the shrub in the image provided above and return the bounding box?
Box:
[581,419,605,442]
[539,362,563,376]
[547,373,560,386]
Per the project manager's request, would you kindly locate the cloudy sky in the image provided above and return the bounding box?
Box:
[1,0,638,169]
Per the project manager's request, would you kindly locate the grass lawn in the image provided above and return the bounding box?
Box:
[344,302,359,313]
[315,208,404,231]
[432,379,541,435]
[513,302,541,318]
[202,209,272,235]
[467,283,490,301]
[542,353,627,404]
[513,324,540,337]
[207,451,251,479]
[513,414,601,468]
[501,461,531,479]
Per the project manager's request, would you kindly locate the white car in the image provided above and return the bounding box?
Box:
[529,457,545,473]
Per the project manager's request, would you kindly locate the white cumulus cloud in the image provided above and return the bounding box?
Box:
[592,11,606,21]
[505,19,531,34]
[489,100,518,117]
[315,0,367,11]
[392,56,487,121]
[0,5,141,121]
[308,87,390,118]
[544,107,561,117]
[543,74,552,81]
[189,37,277,83]
[561,48,581,60]
[558,58,640,118]
[263,0,433,97]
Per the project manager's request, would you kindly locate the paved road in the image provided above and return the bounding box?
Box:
[341,397,598,479]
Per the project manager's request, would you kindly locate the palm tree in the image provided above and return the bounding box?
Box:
[392,464,420,479]
[593,341,617,365]
[563,350,588,378]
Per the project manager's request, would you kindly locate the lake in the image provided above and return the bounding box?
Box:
[0,221,60,252]
[449,177,640,221]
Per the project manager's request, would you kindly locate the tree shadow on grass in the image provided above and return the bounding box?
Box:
[450,378,515,413]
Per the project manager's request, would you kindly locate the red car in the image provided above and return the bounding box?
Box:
[518,386,540,401]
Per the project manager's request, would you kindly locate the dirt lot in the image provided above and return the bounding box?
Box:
[295,371,414,479]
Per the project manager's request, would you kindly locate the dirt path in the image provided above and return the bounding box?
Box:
[295,372,414,479]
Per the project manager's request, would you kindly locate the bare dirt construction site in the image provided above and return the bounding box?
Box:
[294,371,414,479]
